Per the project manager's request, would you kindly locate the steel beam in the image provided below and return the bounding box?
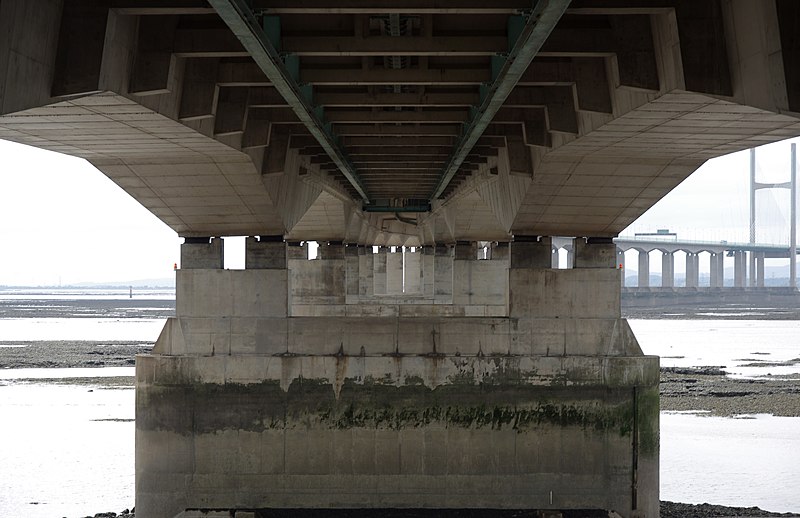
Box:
[209,0,370,202]
[314,92,479,107]
[431,0,571,199]
[341,136,455,147]
[334,124,463,136]
[252,0,532,15]
[325,110,470,124]
[301,68,491,85]
[280,36,507,56]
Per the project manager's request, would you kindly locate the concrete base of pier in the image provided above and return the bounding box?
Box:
[135,241,659,518]
[136,352,658,518]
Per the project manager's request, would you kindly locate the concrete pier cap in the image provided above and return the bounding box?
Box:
[138,236,659,518]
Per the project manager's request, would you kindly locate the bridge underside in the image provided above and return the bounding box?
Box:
[1,0,799,244]
[2,1,800,517]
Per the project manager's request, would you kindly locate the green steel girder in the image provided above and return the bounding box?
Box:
[209,0,370,202]
[430,0,571,200]
[363,204,432,213]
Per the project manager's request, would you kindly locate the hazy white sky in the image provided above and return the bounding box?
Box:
[626,136,800,245]
[0,140,183,286]
[1,136,798,285]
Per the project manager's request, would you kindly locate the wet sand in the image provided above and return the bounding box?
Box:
[0,296,174,319]
[661,366,800,417]
[0,341,152,370]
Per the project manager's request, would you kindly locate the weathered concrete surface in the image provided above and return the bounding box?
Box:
[136,353,658,518]
[138,249,658,518]
[290,245,507,317]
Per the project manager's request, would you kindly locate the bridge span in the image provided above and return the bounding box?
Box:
[614,237,799,289]
[3,1,800,517]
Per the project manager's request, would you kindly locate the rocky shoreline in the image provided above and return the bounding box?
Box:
[660,366,800,417]
[623,306,800,320]
[659,501,800,517]
[0,340,152,370]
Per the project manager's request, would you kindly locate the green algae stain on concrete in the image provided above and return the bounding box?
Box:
[138,373,653,440]
[637,385,660,457]
[308,388,636,434]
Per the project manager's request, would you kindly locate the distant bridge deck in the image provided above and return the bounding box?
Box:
[613,237,796,257]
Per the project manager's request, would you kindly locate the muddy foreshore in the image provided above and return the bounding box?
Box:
[0,340,152,370]
[81,502,799,518]
[661,366,800,417]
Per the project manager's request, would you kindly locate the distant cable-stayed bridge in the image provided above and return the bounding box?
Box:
[613,145,798,290]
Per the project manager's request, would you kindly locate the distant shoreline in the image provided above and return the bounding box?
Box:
[622,289,800,319]
[0,284,175,290]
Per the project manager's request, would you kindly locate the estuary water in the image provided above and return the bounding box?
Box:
[0,289,799,517]
[631,320,800,513]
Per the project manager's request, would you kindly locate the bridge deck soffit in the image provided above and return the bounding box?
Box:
[0,0,799,243]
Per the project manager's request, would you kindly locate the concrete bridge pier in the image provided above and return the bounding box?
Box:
[637,249,650,288]
[617,248,626,287]
[685,253,700,288]
[661,252,674,288]
[710,252,725,288]
[753,252,766,288]
[748,252,767,288]
[734,251,748,288]
[136,236,659,518]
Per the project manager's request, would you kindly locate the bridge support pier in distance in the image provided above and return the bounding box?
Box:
[136,237,659,518]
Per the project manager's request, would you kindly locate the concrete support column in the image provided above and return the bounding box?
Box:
[491,242,510,264]
[509,237,622,319]
[565,245,574,269]
[617,248,626,286]
[637,249,650,288]
[433,245,454,303]
[373,246,388,295]
[358,246,374,296]
[661,251,674,288]
[748,251,756,288]
[245,237,286,269]
[287,241,308,260]
[453,241,478,306]
[454,241,477,261]
[386,247,404,294]
[288,242,346,312]
[317,241,343,260]
[710,252,725,288]
[345,245,360,302]
[511,236,553,269]
[422,246,435,297]
[574,237,616,268]
[734,251,747,287]
[756,252,765,287]
[181,237,223,269]
[175,241,289,324]
[404,247,422,294]
[552,245,560,269]
[685,253,699,288]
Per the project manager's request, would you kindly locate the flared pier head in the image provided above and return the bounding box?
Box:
[136,237,659,518]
